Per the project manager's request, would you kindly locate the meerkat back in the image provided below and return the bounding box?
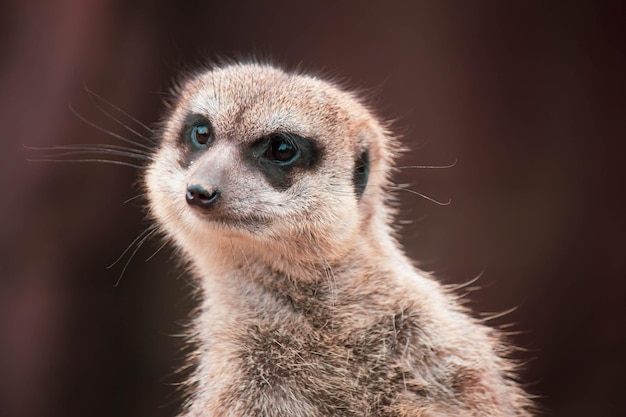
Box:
[145,63,533,416]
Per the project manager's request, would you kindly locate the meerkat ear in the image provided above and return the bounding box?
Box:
[353,149,370,198]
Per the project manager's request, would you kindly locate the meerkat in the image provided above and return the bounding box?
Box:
[144,62,533,416]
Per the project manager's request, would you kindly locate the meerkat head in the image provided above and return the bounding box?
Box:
[146,63,398,271]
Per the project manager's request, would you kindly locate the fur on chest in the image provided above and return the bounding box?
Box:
[192,299,492,417]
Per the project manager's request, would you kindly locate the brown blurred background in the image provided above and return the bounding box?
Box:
[1,1,624,416]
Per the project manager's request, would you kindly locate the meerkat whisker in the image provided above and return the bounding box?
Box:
[25,143,149,154]
[85,95,154,144]
[113,226,158,287]
[145,240,169,262]
[124,193,148,205]
[24,143,150,166]
[69,104,152,151]
[28,158,146,169]
[107,225,158,270]
[395,159,458,170]
[32,148,149,161]
[387,185,452,206]
[84,84,155,137]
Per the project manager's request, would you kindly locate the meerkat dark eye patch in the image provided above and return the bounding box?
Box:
[353,150,370,198]
[252,133,321,190]
[180,113,214,150]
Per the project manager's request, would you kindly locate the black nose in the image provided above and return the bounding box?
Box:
[186,184,220,209]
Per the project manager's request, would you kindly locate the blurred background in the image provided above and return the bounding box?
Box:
[1,1,624,416]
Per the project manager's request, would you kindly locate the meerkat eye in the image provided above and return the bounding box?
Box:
[265,134,300,165]
[191,124,213,146]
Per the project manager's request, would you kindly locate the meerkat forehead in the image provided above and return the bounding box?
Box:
[170,64,376,151]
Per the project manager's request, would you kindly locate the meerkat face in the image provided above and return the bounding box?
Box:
[146,64,391,266]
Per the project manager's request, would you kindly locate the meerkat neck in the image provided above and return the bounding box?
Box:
[190,225,407,319]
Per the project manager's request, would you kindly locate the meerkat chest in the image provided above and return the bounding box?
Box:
[195,302,421,417]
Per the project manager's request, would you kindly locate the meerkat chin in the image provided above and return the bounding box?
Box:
[145,62,533,416]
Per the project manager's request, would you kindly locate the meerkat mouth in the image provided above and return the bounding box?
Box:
[187,207,274,233]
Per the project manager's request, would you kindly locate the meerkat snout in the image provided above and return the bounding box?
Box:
[185,183,221,209]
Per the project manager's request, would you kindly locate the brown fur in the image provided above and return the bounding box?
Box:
[145,62,533,416]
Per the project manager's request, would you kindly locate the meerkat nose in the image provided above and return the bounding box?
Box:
[186,183,221,209]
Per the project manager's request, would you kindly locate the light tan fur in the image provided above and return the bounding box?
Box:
[146,62,533,416]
